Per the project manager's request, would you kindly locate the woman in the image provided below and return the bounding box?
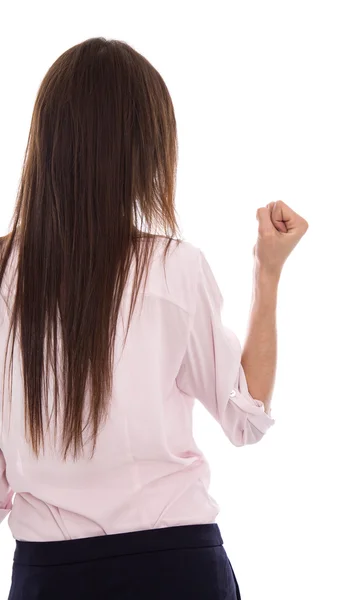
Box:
[0,37,308,599]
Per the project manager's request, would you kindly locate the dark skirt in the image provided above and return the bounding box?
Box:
[7,523,241,599]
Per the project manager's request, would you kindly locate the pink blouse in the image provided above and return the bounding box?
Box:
[0,238,275,541]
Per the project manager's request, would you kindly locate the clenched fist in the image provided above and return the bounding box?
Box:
[253,200,309,276]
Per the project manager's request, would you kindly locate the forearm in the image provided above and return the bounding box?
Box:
[241,263,280,414]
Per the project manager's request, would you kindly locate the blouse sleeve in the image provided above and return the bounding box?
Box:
[0,448,13,524]
[176,249,275,446]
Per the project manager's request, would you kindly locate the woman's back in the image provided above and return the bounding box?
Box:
[0,236,273,542]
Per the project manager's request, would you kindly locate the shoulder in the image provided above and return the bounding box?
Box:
[142,236,203,313]
[157,238,223,310]
[148,236,202,274]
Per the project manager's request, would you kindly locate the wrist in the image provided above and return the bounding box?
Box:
[252,263,280,304]
[254,261,281,285]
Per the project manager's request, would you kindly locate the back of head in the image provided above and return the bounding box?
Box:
[0,37,181,461]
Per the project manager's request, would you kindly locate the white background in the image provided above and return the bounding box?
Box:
[1,1,356,599]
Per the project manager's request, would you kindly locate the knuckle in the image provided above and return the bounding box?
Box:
[301,218,309,230]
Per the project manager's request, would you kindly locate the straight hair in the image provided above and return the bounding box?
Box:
[0,37,181,461]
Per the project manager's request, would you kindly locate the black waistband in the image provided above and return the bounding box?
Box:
[13,523,224,567]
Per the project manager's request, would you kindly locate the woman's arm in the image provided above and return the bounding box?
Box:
[176,249,275,447]
[241,262,280,416]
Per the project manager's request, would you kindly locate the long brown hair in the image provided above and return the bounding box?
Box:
[0,37,181,461]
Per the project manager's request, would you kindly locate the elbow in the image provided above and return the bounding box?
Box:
[242,422,268,445]
[221,396,275,446]
[227,422,267,447]
[224,419,272,448]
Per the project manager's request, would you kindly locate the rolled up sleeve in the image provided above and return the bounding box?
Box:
[176,249,275,446]
[0,448,13,524]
